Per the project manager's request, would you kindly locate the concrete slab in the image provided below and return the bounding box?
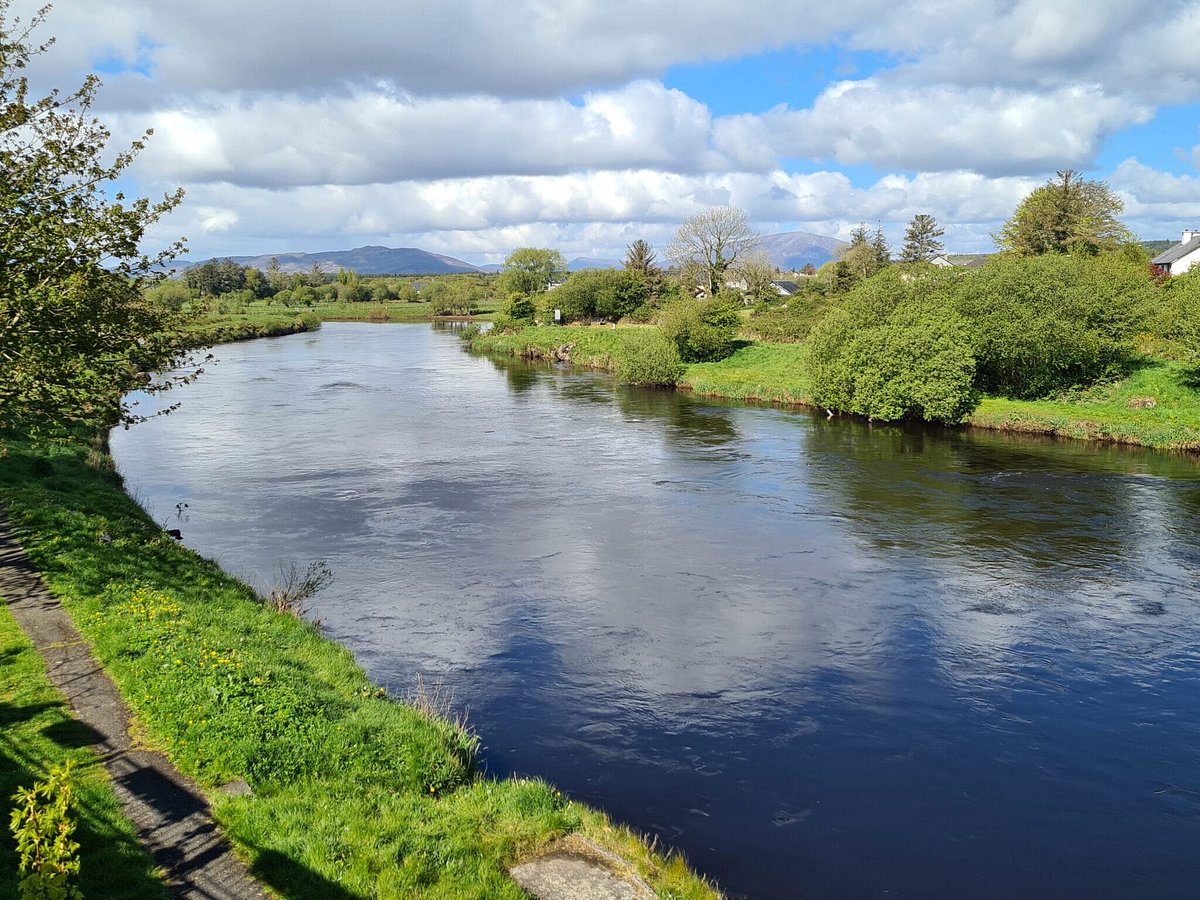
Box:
[510,835,656,900]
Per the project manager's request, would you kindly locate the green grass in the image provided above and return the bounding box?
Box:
[0,434,720,899]
[681,344,812,405]
[971,360,1200,450]
[0,605,166,900]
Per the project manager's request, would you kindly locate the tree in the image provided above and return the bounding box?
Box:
[996,169,1130,256]
[666,206,758,296]
[183,259,246,296]
[496,247,567,296]
[306,262,327,287]
[900,214,945,263]
[0,2,188,433]
[837,223,888,282]
[623,239,662,299]
[266,257,288,292]
[550,269,647,322]
[733,250,779,305]
[872,227,891,270]
[808,269,977,423]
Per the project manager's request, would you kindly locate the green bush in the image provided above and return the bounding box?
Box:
[10,763,83,900]
[954,253,1152,398]
[808,269,977,423]
[501,291,537,322]
[657,295,740,362]
[550,269,648,322]
[486,314,523,334]
[747,296,833,343]
[612,329,685,386]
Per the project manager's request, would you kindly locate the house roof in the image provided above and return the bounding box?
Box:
[1151,236,1200,266]
[772,280,800,294]
[943,254,993,269]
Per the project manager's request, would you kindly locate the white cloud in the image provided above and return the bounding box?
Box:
[11,0,881,100]
[144,168,1042,261]
[715,81,1151,176]
[121,81,721,186]
[9,0,1200,258]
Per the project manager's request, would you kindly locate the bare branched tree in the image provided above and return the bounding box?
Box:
[667,207,759,296]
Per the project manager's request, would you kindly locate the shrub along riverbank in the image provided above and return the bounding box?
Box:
[466,326,1200,452]
[0,433,719,899]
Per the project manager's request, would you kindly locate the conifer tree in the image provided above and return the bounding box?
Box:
[900,214,946,263]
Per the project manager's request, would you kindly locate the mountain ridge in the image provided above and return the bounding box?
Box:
[187,245,482,275]
[186,230,847,277]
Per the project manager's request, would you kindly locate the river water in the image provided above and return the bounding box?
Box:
[110,322,1200,899]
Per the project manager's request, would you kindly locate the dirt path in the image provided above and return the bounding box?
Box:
[0,510,268,900]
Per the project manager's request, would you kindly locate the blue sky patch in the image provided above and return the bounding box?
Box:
[1093,104,1200,176]
[663,46,898,116]
[92,35,159,79]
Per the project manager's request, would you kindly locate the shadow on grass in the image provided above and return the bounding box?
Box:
[0,712,168,900]
[249,848,362,900]
[41,717,106,749]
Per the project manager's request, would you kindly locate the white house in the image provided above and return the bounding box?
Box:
[1151,229,1200,276]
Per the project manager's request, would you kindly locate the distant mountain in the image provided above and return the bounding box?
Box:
[758,230,848,270]
[567,257,622,272]
[477,263,504,274]
[189,245,481,276]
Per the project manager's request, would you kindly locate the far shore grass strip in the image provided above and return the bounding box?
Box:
[468,324,1200,452]
[0,434,720,900]
[0,605,166,900]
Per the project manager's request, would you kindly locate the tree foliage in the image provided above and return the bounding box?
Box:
[496,247,567,296]
[0,2,188,433]
[548,268,647,322]
[808,269,977,423]
[996,169,1130,256]
[623,239,663,299]
[666,206,758,296]
[185,258,246,296]
[657,294,741,363]
[899,214,945,263]
[837,223,890,282]
[954,253,1151,397]
[733,249,779,305]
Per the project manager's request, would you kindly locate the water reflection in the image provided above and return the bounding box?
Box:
[113,323,1200,900]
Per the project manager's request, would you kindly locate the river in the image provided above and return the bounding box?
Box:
[110,322,1200,899]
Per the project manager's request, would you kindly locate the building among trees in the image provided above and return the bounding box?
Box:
[1151,229,1200,276]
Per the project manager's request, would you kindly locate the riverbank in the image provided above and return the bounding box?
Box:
[468,325,1200,453]
[0,431,720,899]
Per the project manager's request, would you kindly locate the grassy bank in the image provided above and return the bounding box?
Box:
[469,324,1200,452]
[970,360,1200,451]
[183,311,321,347]
[468,324,627,369]
[0,434,718,899]
[682,345,811,406]
[0,604,166,899]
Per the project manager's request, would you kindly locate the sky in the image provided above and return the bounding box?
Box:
[11,0,1200,265]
